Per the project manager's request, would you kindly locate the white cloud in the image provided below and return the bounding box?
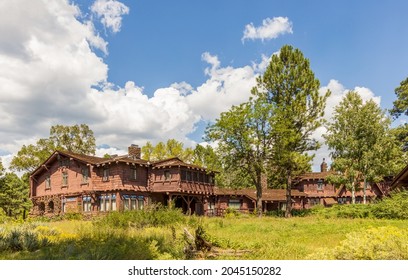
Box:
[91,0,129,33]
[186,52,261,121]
[242,17,293,42]
[0,0,108,155]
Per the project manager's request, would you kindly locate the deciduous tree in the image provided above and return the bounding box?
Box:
[390,77,408,118]
[206,97,274,216]
[324,91,403,203]
[10,124,96,173]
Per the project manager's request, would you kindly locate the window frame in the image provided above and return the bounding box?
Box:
[45,175,51,190]
[81,167,89,184]
[62,171,68,187]
[102,167,110,182]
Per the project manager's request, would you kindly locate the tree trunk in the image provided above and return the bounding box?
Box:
[363,177,367,204]
[256,187,263,218]
[351,182,356,204]
[285,172,292,218]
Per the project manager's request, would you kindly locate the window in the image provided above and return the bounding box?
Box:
[130,167,137,181]
[164,170,171,181]
[102,167,109,181]
[99,194,116,212]
[45,176,51,189]
[228,199,241,210]
[123,195,144,211]
[83,196,91,212]
[81,168,89,183]
[186,171,191,181]
[317,179,324,191]
[338,197,347,204]
[62,171,68,187]
[208,175,214,184]
[309,198,320,206]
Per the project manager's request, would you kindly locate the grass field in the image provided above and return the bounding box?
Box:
[1,212,408,260]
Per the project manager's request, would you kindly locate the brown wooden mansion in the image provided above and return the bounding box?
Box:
[29,145,389,217]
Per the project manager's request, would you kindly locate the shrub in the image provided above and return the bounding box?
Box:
[308,226,408,260]
[0,224,52,253]
[371,191,408,220]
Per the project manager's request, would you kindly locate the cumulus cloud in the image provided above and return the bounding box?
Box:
[0,0,108,154]
[0,0,269,171]
[242,17,293,42]
[91,0,129,33]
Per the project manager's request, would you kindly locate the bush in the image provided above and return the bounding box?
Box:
[371,191,408,220]
[0,224,51,252]
[310,204,373,219]
[308,226,408,260]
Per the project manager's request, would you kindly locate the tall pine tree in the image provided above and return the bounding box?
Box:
[252,45,330,217]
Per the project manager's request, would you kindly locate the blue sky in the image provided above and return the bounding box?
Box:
[100,0,408,107]
[0,0,408,171]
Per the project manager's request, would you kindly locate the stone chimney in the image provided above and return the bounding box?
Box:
[128,144,141,159]
[320,158,328,172]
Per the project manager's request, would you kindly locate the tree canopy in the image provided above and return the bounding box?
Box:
[324,91,403,203]
[252,45,330,217]
[141,139,194,162]
[10,124,96,173]
[0,172,31,218]
[206,45,329,217]
[390,77,408,119]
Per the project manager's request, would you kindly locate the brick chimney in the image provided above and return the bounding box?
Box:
[320,158,328,172]
[128,144,141,159]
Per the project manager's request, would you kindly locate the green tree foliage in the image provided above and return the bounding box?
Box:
[252,45,330,217]
[49,124,96,155]
[324,91,403,204]
[141,139,194,163]
[0,159,4,177]
[390,77,408,119]
[0,172,31,218]
[10,124,96,173]
[206,97,275,216]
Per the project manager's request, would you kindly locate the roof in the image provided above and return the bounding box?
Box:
[323,197,338,205]
[297,171,336,180]
[30,150,149,177]
[214,188,307,202]
[151,157,215,172]
[391,164,408,189]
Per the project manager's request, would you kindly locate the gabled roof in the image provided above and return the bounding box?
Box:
[390,164,408,189]
[30,150,149,177]
[151,157,214,172]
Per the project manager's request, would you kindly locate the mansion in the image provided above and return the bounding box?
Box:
[29,145,390,216]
